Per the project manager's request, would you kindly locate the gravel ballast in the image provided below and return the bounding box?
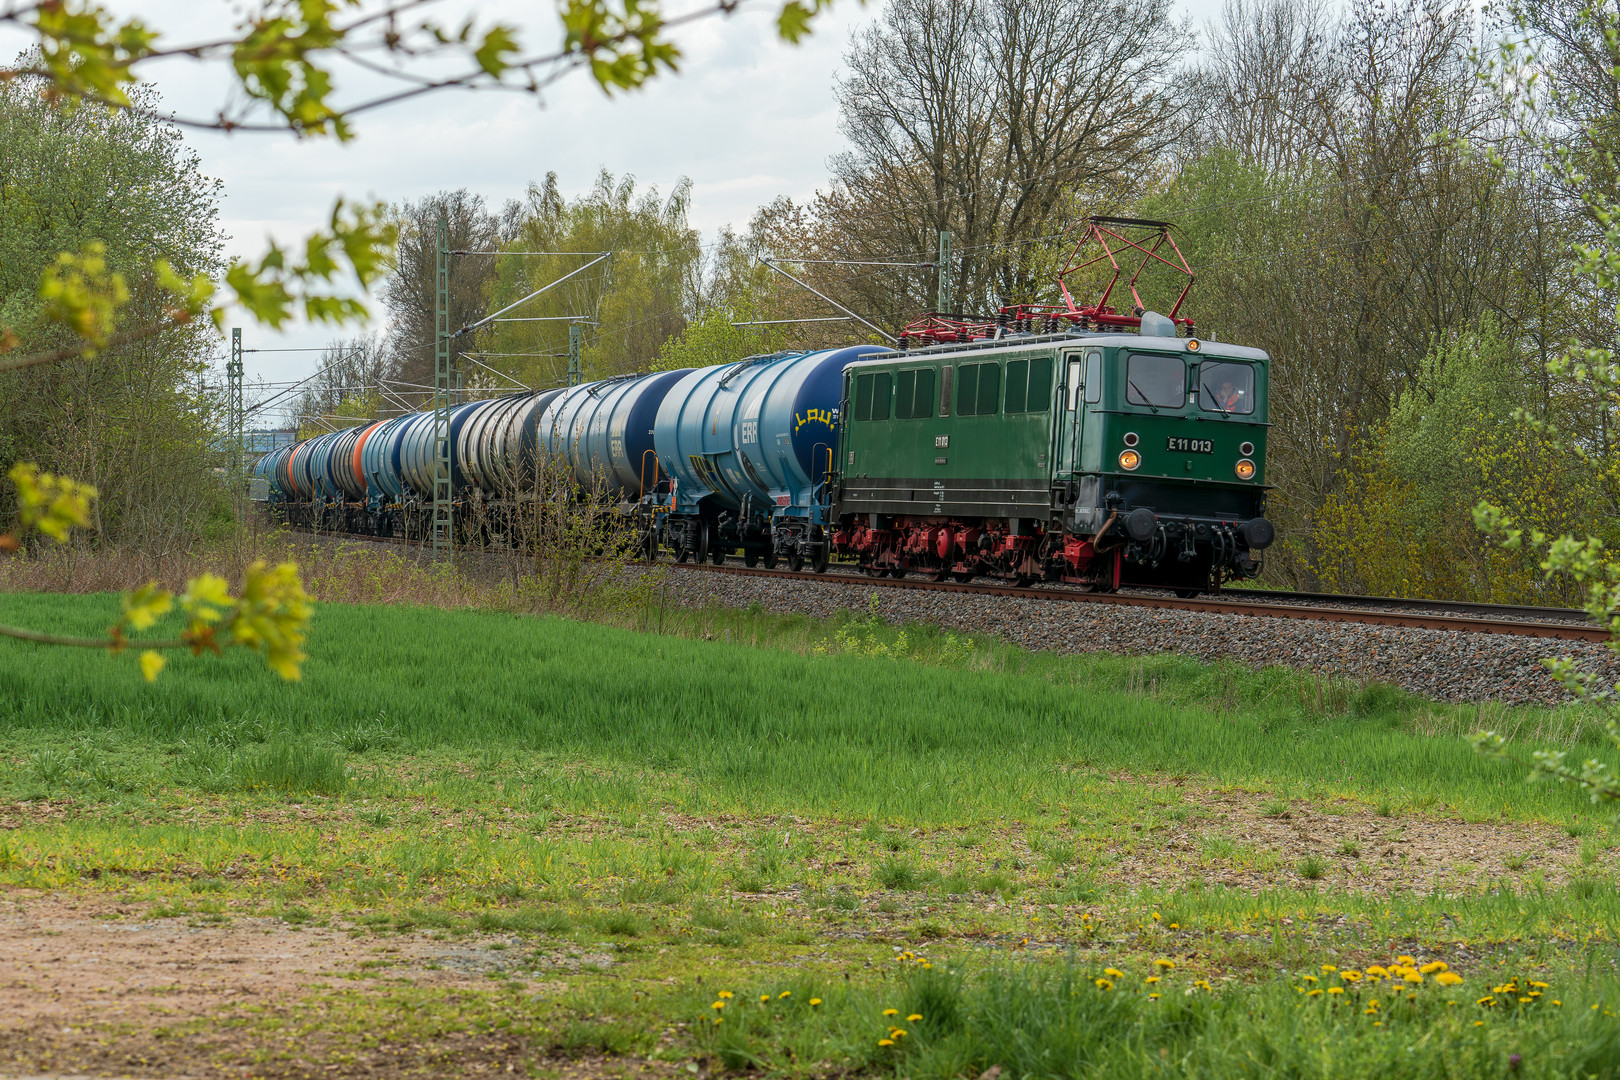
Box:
[651,566,1616,705]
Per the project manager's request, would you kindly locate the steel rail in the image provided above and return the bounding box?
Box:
[661,562,1612,643]
[265,524,1613,643]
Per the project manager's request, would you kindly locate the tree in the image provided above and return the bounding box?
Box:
[0,0,849,374]
[381,191,521,389]
[477,171,701,388]
[0,74,229,548]
[290,335,394,435]
[823,0,1189,324]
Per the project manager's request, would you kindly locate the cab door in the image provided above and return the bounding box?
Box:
[1057,349,1101,474]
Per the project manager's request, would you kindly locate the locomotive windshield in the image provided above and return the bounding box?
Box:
[1125,353,1185,409]
[1197,361,1254,415]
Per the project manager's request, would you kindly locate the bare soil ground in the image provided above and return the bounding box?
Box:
[0,895,658,1080]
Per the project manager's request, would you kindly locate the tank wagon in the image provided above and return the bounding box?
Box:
[257,217,1275,594]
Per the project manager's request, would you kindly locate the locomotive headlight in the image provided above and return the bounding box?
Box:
[1186,339,1201,352]
[1119,449,1142,471]
[1235,458,1256,480]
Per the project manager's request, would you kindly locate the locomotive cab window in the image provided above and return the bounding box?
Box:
[894,367,937,419]
[853,371,892,421]
[1004,356,1053,413]
[1125,353,1184,409]
[955,362,1001,416]
[1197,361,1254,415]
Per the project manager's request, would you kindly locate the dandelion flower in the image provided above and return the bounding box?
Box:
[1365,966,1388,977]
[1529,981,1550,989]
[1474,1020,1485,1027]
[713,1017,723,1026]
[1552,1000,1562,1006]
[718,991,734,999]
[779,991,792,999]
[712,1001,725,1011]
[878,1039,894,1047]
[883,1008,899,1017]
[1155,958,1176,970]
[1328,987,1344,996]
[1148,992,1161,1000]
[907,1014,922,1022]
[761,994,771,1003]
[1095,978,1114,991]
[1397,955,1417,966]
[1145,976,1160,985]
[1340,971,1362,983]
[1420,961,1448,974]
[1436,972,1462,986]
[1306,988,1323,997]
[1321,965,1337,973]
[1477,996,1496,1007]
[1302,974,1318,983]
[1194,980,1213,992]
[810,998,822,1007]
[1170,923,1180,929]
[1404,971,1424,984]
[893,1029,908,1038]
[1105,968,1124,979]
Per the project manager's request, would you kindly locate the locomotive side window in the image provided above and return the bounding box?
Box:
[853,371,893,421]
[1197,361,1254,415]
[1084,351,1102,404]
[1005,356,1053,413]
[1066,358,1082,410]
[894,368,937,419]
[956,362,1001,416]
[1125,353,1184,408]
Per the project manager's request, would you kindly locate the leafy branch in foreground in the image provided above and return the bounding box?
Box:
[1469,4,1620,805]
[1,464,312,682]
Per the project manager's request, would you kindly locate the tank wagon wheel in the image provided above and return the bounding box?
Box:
[763,548,779,570]
[744,550,759,568]
[811,548,830,574]
[709,544,726,566]
[676,544,690,563]
[789,552,805,572]
[1174,588,1201,599]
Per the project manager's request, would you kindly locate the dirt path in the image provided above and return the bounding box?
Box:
[0,895,658,1080]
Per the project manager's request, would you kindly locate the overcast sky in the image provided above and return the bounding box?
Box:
[4,0,1226,415]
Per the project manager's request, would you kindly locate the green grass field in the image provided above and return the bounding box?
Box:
[1,590,1618,1077]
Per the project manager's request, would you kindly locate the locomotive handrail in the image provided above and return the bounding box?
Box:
[639,449,661,501]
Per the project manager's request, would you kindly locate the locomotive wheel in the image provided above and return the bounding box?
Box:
[862,562,883,578]
[1174,587,1201,599]
[789,552,805,572]
[763,548,779,569]
[676,545,690,563]
[744,549,759,568]
[709,544,726,566]
[888,566,907,578]
[952,571,974,583]
[643,531,659,564]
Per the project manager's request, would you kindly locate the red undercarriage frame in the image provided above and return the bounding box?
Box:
[899,216,1195,348]
[832,517,1122,589]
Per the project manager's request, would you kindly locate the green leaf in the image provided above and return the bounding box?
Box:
[475,25,520,77]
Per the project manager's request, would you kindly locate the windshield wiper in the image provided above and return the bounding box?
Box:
[1127,381,1159,413]
[1200,385,1229,413]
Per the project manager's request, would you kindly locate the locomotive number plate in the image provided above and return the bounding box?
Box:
[1166,437,1214,454]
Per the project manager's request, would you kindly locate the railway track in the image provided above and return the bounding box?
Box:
[658,561,1612,643]
[291,528,1612,643]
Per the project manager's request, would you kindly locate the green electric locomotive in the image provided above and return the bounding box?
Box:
[827,313,1274,594]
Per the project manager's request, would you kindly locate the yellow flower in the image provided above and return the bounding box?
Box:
[907,1014,922,1022]
[1366,999,1380,1011]
[1477,996,1496,1007]
[1152,912,1162,922]
[1365,966,1388,977]
[713,1017,722,1026]
[892,1029,908,1038]
[1519,997,1533,1004]
[1396,955,1417,966]
[1435,972,1462,986]
[1552,1000,1562,1006]
[1094,978,1114,991]
[810,998,822,1006]
[760,994,770,1003]
[1404,972,1424,984]
[1474,1020,1485,1027]
[1328,987,1345,995]
[1339,971,1362,982]
[1302,975,1318,983]
[718,991,734,999]
[883,1008,899,1017]
[1148,992,1161,1000]
[712,1001,725,1011]
[1321,965,1337,973]
[1194,980,1213,992]
[1529,981,1550,989]
[1155,958,1176,970]
[1169,923,1180,929]
[878,1039,894,1047]
[1105,968,1124,978]
[1145,976,1161,985]
[1306,988,1323,997]
[1420,961,1448,974]
[779,991,792,999]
